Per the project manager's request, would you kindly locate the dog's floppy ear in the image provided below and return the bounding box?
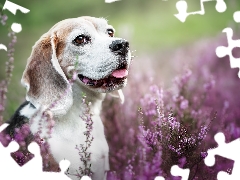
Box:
[109,90,125,104]
[21,31,73,116]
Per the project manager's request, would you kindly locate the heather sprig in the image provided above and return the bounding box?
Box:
[0,11,17,125]
[0,82,7,124]
[0,13,8,26]
[138,79,214,179]
[68,96,94,179]
[30,71,78,171]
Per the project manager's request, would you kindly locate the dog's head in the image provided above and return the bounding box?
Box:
[21,16,131,116]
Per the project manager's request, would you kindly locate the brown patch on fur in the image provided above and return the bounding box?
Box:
[52,32,58,50]
[23,32,67,101]
[52,32,66,61]
[26,35,52,97]
[56,41,65,60]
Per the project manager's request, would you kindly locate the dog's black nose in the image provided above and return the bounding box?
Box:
[109,40,129,56]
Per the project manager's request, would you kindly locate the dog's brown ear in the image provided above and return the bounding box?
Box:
[21,31,73,116]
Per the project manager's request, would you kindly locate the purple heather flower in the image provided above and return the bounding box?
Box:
[0,104,4,111]
[198,126,208,140]
[0,14,8,25]
[180,99,188,109]
[178,156,186,168]
[174,69,192,88]
[200,152,208,158]
[204,79,215,91]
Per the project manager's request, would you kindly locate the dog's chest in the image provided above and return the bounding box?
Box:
[47,106,109,171]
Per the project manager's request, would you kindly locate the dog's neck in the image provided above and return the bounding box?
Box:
[71,82,106,116]
[29,82,106,138]
[50,82,106,139]
[46,83,110,179]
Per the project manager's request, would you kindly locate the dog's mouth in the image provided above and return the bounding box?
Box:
[78,63,128,88]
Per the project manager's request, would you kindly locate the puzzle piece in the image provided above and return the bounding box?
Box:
[0,122,36,166]
[3,0,30,15]
[0,124,20,173]
[0,123,76,180]
[105,0,120,3]
[10,23,22,33]
[2,0,30,33]
[234,11,240,23]
[0,44,7,51]
[170,165,190,180]
[204,132,240,179]
[82,176,92,180]
[0,1,30,56]
[154,176,165,180]
[215,12,240,78]
[175,0,227,22]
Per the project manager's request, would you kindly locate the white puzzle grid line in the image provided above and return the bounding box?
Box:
[175,0,227,23]
[1,0,240,180]
[215,11,240,78]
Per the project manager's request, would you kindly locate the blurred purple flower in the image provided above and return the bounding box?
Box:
[180,99,188,110]
[0,14,8,25]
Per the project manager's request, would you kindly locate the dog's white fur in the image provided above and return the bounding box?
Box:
[20,17,131,180]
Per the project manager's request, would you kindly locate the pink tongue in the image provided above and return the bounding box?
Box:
[111,69,128,78]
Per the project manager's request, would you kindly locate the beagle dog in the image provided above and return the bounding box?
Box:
[5,16,131,180]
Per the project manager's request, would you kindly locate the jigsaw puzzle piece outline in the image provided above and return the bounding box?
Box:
[0,123,74,179]
[0,44,7,51]
[170,164,190,180]
[234,11,240,23]
[154,176,165,180]
[204,132,240,179]
[3,0,30,15]
[175,0,227,22]
[2,0,30,33]
[0,124,22,177]
[105,0,120,3]
[215,11,240,78]
[217,171,233,180]
[20,142,72,180]
[0,140,20,170]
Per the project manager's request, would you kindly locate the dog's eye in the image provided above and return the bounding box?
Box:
[73,35,91,46]
[107,29,114,37]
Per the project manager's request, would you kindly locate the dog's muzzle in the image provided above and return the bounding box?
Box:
[78,40,130,89]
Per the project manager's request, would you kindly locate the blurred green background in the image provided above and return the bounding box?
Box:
[0,0,239,119]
